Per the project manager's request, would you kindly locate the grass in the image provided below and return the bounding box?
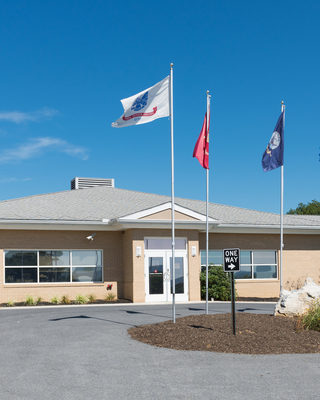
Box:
[51,296,59,305]
[6,300,15,307]
[105,293,116,302]
[25,296,35,306]
[75,295,88,304]
[88,294,96,303]
[35,297,42,305]
[60,295,71,304]
[299,300,320,332]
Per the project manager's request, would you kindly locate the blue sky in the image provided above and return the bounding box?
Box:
[0,0,319,213]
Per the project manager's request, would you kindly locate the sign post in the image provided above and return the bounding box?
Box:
[223,248,240,335]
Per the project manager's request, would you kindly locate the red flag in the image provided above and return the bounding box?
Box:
[193,113,209,169]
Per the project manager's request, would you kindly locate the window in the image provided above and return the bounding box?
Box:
[200,250,277,280]
[145,238,187,250]
[4,250,103,284]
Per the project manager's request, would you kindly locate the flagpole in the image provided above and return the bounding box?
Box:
[170,63,176,323]
[280,100,285,294]
[205,90,211,315]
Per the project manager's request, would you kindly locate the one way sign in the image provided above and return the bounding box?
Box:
[223,248,240,272]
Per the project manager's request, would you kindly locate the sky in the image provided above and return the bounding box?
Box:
[0,0,319,214]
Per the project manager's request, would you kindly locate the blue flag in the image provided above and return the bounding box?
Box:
[262,111,284,171]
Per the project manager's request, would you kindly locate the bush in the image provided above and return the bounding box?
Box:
[299,300,320,332]
[7,300,15,307]
[51,296,59,305]
[25,296,35,306]
[35,297,42,305]
[105,293,116,302]
[200,265,232,301]
[75,295,88,304]
[60,295,71,304]
[88,294,96,303]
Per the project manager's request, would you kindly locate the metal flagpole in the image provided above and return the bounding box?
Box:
[280,100,285,294]
[170,63,176,323]
[205,90,211,315]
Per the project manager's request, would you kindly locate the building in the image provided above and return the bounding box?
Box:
[0,177,320,304]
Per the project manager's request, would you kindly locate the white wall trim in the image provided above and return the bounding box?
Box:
[118,202,216,222]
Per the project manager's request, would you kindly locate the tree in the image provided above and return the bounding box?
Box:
[287,200,320,215]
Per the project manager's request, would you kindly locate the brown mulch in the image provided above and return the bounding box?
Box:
[128,313,320,354]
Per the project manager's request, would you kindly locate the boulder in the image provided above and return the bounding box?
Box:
[274,277,320,316]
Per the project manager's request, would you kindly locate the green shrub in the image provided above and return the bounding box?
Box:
[35,297,42,305]
[300,300,320,332]
[25,296,35,306]
[200,265,232,301]
[60,295,71,304]
[7,300,15,307]
[105,293,116,302]
[75,295,88,304]
[51,296,59,305]
[88,294,96,303]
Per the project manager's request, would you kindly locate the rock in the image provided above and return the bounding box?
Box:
[274,278,320,316]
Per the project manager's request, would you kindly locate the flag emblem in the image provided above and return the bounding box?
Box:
[131,91,148,111]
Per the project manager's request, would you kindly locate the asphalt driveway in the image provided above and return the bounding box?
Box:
[0,302,319,400]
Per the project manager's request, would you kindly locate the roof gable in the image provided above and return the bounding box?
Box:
[118,202,217,222]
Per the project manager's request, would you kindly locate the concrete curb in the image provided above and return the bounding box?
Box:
[0,300,277,311]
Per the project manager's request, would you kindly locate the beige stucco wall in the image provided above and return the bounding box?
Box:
[0,230,122,303]
[141,209,198,221]
[1,228,320,304]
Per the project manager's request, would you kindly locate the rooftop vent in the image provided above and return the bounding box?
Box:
[71,177,115,190]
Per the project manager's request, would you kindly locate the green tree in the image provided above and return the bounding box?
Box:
[287,200,320,215]
[200,266,232,301]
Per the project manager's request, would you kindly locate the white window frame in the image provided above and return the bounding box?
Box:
[3,249,104,285]
[200,249,278,280]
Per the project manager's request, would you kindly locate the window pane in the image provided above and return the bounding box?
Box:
[5,268,37,283]
[253,251,276,264]
[145,238,186,250]
[39,251,70,266]
[5,251,37,266]
[234,266,252,279]
[201,250,223,266]
[254,265,277,279]
[240,251,251,264]
[149,257,163,294]
[170,257,184,294]
[72,267,102,282]
[39,267,70,282]
[72,251,102,266]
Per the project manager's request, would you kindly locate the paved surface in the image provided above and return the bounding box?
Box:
[0,302,319,400]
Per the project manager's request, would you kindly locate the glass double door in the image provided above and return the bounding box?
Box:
[145,250,188,302]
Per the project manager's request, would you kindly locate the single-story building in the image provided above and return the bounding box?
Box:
[0,177,319,304]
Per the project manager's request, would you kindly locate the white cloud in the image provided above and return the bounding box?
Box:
[0,108,58,123]
[0,137,88,163]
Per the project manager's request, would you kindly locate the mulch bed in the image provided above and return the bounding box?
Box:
[128,313,320,354]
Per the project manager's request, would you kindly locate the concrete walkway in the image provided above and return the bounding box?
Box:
[0,303,319,400]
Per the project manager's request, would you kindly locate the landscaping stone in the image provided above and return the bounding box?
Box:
[274,277,320,316]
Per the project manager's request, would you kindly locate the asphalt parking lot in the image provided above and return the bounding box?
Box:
[0,302,319,400]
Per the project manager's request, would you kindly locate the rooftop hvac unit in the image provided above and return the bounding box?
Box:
[71,177,115,190]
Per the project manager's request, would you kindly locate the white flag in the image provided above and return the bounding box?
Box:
[112,76,169,128]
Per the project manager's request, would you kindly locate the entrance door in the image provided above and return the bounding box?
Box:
[145,250,188,302]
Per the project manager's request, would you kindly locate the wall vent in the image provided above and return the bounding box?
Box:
[71,177,115,190]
